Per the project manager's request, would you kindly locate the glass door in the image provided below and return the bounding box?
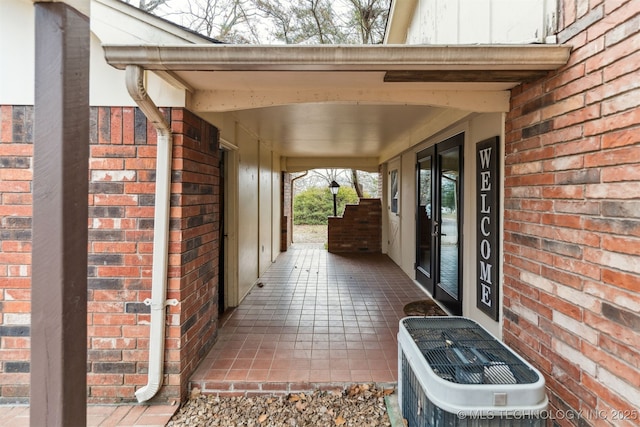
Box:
[416,134,464,315]
[435,141,462,312]
[416,147,435,296]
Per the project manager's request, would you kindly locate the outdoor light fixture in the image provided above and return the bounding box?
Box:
[329,180,340,216]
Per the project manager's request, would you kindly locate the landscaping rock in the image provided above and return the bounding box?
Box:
[167,384,393,427]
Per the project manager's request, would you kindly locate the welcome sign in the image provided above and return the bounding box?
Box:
[476,136,500,320]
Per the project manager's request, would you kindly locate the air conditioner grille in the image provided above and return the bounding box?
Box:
[403,317,539,385]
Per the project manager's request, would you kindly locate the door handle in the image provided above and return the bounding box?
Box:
[432,221,439,237]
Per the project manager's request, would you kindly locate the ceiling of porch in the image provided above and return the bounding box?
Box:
[104,44,571,165]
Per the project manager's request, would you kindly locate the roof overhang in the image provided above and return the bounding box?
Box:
[102,44,571,166]
[104,44,570,74]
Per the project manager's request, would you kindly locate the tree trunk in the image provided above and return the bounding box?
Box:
[351,169,364,198]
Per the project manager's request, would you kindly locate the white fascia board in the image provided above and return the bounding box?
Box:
[191,88,511,113]
[283,157,379,173]
[384,0,418,44]
[91,0,215,45]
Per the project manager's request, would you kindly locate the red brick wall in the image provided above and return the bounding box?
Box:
[0,105,220,403]
[0,105,32,402]
[170,109,220,402]
[328,198,381,253]
[503,1,640,424]
[87,106,157,402]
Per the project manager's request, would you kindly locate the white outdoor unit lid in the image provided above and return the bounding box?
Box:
[399,316,548,414]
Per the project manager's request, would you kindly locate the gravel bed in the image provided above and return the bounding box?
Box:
[167,384,394,427]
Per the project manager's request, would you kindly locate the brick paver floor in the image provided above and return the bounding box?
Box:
[190,243,435,395]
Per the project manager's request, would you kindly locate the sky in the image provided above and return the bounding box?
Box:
[129,0,366,44]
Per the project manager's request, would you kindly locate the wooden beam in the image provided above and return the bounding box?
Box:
[31,2,89,425]
[384,70,550,83]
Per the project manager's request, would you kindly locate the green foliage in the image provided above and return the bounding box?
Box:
[338,186,360,211]
[294,187,332,225]
[294,186,360,225]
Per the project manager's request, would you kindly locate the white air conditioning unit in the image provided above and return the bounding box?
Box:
[398,317,548,427]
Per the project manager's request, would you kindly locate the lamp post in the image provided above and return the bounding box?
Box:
[329,180,340,217]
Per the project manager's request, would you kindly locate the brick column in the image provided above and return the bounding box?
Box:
[169,109,221,401]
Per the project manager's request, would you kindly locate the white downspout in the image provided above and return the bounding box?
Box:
[125,65,178,403]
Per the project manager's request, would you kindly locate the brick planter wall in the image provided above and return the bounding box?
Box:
[328,198,381,253]
[503,0,640,423]
[0,105,220,403]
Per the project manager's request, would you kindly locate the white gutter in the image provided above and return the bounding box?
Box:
[384,0,418,44]
[125,65,178,403]
[103,44,572,72]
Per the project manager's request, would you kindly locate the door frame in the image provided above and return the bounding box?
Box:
[220,138,239,309]
[416,133,464,315]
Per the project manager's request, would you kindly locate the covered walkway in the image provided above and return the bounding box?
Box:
[0,246,440,425]
[190,244,441,395]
